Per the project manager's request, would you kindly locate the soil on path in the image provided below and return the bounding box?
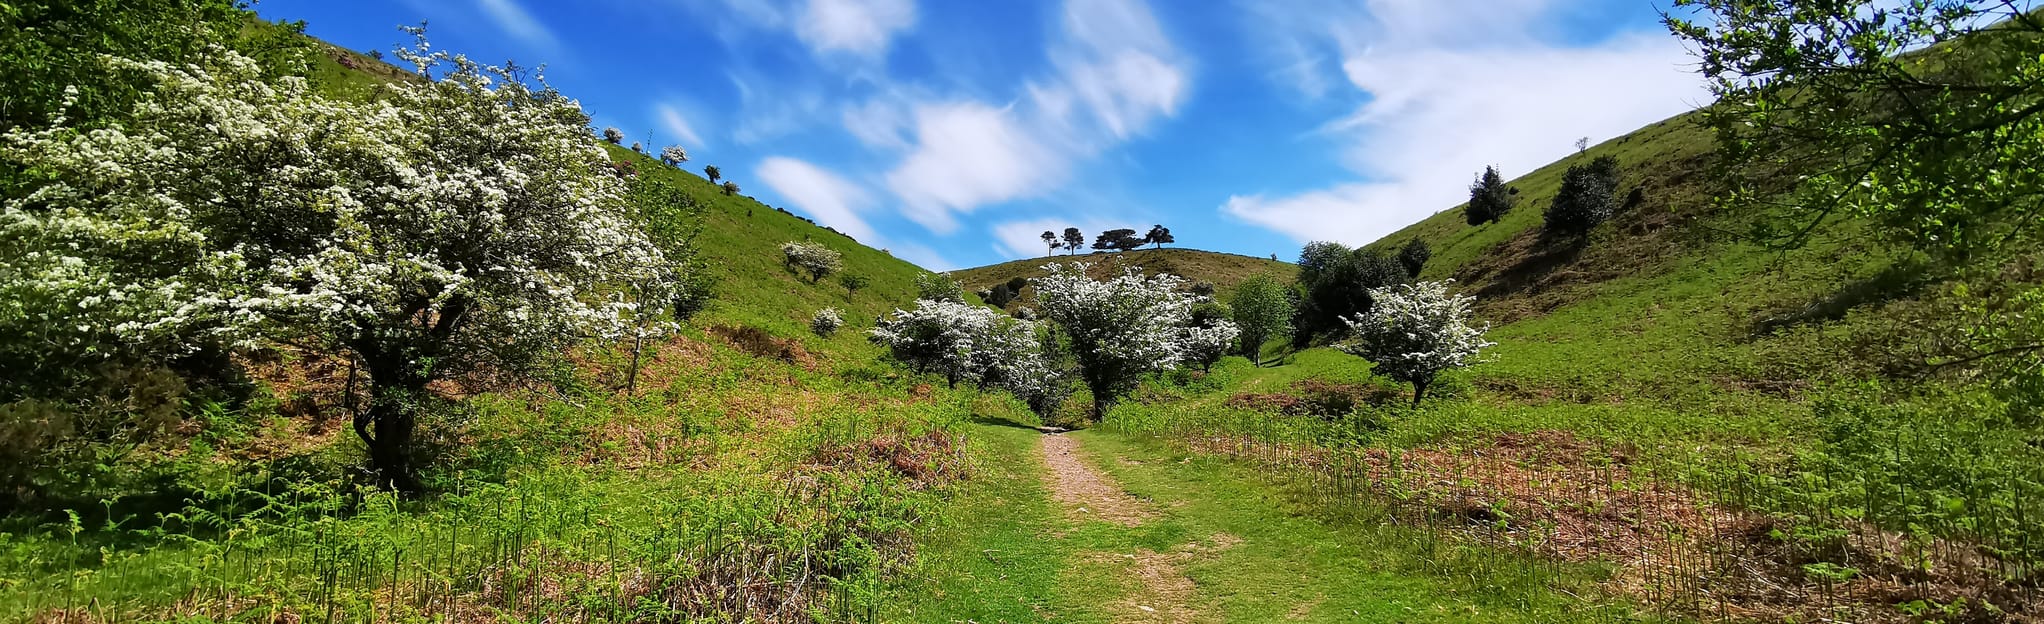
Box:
[1040,433,1218,624]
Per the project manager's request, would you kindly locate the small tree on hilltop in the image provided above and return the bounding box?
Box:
[780,241,842,283]
[721,180,740,196]
[704,165,721,184]
[1466,166,1515,226]
[659,145,688,167]
[1544,155,1620,235]
[1397,239,1431,278]
[1146,225,1174,249]
[1228,274,1293,366]
[1061,227,1086,254]
[603,127,625,144]
[1041,231,1058,257]
[1035,262,1194,418]
[1340,280,1494,407]
[1093,228,1146,252]
[838,273,869,298]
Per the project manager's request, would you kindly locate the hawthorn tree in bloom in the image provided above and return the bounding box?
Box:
[1340,280,1494,407]
[659,145,688,167]
[869,298,1030,388]
[811,308,844,336]
[780,240,842,283]
[1034,262,1193,418]
[603,127,625,144]
[2,38,679,493]
[1179,319,1241,373]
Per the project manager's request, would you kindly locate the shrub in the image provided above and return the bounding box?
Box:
[1397,239,1431,278]
[1179,319,1241,372]
[1544,155,1620,235]
[869,299,1035,389]
[603,126,625,144]
[914,273,965,303]
[1465,165,1515,226]
[1293,242,1408,346]
[811,308,844,337]
[780,241,843,283]
[721,180,740,196]
[981,283,1018,308]
[1340,280,1494,407]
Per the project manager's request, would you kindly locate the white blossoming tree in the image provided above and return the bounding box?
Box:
[1034,262,1193,418]
[1340,280,1494,407]
[2,37,677,493]
[811,308,844,336]
[869,298,1038,389]
[780,240,842,283]
[1179,319,1242,373]
[659,145,688,167]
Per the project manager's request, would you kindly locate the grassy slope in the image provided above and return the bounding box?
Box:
[950,248,1296,311]
[605,143,934,338]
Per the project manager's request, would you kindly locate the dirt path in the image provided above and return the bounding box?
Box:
[1041,433,1155,526]
[1039,433,1207,623]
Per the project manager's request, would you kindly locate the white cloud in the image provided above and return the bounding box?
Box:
[884,102,1060,233]
[655,103,708,149]
[842,97,911,149]
[882,0,1189,233]
[474,0,559,50]
[1223,6,1706,246]
[989,217,1130,261]
[756,157,880,243]
[796,0,917,57]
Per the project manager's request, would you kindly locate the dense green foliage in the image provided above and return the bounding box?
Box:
[1291,241,1408,347]
[1542,155,1620,235]
[1464,165,1515,226]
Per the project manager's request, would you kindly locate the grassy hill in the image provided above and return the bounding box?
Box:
[950,247,1295,311]
[11,8,2043,624]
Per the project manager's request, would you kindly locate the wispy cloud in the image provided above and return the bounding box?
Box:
[882,0,1190,234]
[795,0,917,58]
[756,157,879,243]
[885,102,1059,233]
[655,103,709,150]
[474,0,560,52]
[1222,2,1704,246]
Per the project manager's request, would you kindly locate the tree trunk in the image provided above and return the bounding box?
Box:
[625,331,645,396]
[1411,377,1429,409]
[354,353,428,496]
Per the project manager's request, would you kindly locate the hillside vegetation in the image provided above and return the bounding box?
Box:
[951,247,1295,311]
[7,2,2044,624]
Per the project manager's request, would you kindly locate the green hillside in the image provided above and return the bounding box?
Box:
[8,4,2044,624]
[951,247,1295,311]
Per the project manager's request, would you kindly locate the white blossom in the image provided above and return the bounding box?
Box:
[869,298,1036,389]
[811,307,844,336]
[1339,280,1494,406]
[659,145,688,166]
[1178,319,1242,372]
[780,240,842,283]
[3,41,681,489]
[1033,262,1194,415]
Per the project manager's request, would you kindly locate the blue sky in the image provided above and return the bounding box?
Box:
[255,0,1707,271]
